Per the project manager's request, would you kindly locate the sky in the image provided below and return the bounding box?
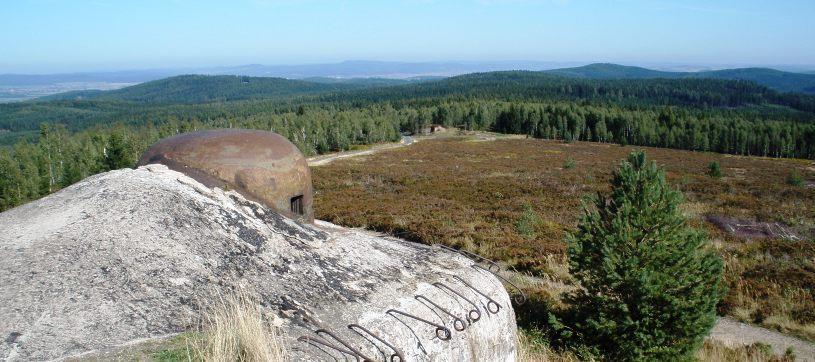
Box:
[1,0,814,73]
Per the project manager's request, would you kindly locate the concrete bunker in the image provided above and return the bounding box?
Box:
[137,129,313,222]
[1,133,519,360]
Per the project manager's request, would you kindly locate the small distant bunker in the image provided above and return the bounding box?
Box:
[137,129,313,221]
[419,124,446,135]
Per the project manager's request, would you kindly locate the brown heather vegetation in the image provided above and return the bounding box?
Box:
[312,135,815,343]
[516,328,794,362]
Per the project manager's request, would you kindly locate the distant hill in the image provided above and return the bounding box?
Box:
[322,70,797,105]
[37,70,815,113]
[544,63,677,79]
[692,68,815,94]
[199,60,574,78]
[543,63,815,94]
[8,61,815,104]
[0,69,177,87]
[6,70,813,142]
[41,75,367,103]
[302,76,444,86]
[0,60,571,87]
[301,77,412,87]
[40,74,446,104]
[2,70,815,149]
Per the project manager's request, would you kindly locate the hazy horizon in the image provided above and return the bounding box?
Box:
[2,59,815,77]
[2,0,814,74]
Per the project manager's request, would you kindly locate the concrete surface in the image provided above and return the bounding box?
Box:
[0,165,517,361]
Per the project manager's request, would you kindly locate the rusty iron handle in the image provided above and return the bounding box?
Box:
[298,335,358,359]
[452,275,501,314]
[315,328,376,362]
[436,244,501,272]
[386,309,452,341]
[472,264,527,305]
[432,282,482,323]
[348,324,406,362]
[415,294,467,331]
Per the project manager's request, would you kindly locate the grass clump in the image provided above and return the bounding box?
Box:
[196,294,286,361]
[517,327,582,362]
[516,204,543,238]
[153,294,287,362]
[786,171,804,186]
[516,326,795,361]
[153,336,198,362]
[563,158,576,169]
[696,340,794,362]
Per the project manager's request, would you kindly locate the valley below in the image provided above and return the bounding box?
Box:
[0,82,134,103]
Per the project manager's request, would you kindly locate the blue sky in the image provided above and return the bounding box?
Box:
[1,0,814,73]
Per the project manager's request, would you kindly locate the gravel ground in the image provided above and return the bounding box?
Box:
[307,136,415,166]
[709,317,815,361]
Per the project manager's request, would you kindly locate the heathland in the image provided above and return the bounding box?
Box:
[312,135,815,344]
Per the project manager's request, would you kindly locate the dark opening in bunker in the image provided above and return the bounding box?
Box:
[290,195,304,215]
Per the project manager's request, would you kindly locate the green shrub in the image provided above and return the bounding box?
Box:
[707,161,722,178]
[150,333,201,361]
[787,171,804,187]
[750,342,773,358]
[515,204,541,238]
[559,150,724,361]
[153,346,192,362]
[785,346,796,360]
[563,158,576,169]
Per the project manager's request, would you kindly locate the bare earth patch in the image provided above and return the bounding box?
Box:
[706,215,802,240]
[710,318,814,360]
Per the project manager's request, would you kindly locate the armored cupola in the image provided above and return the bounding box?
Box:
[137,129,313,221]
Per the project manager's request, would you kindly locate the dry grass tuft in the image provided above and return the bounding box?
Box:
[187,293,287,362]
[515,334,793,362]
[696,340,794,362]
[516,329,581,362]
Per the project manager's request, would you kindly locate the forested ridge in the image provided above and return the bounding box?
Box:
[39,74,368,103]
[542,63,815,94]
[1,71,815,211]
[4,71,814,134]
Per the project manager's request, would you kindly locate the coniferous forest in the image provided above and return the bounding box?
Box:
[1,71,815,211]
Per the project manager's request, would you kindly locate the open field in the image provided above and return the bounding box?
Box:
[312,135,815,342]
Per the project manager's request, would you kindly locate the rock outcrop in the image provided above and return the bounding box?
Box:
[0,165,517,361]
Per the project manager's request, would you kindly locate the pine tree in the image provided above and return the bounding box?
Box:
[0,150,22,211]
[103,130,134,170]
[707,161,723,178]
[562,150,723,361]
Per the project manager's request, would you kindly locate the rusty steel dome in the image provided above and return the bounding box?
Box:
[137,129,313,222]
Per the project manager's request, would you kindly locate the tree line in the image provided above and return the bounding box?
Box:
[0,105,402,211]
[487,102,815,158]
[2,72,815,211]
[3,98,814,212]
[4,71,815,139]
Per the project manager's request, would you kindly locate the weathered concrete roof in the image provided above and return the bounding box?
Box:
[0,165,517,361]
